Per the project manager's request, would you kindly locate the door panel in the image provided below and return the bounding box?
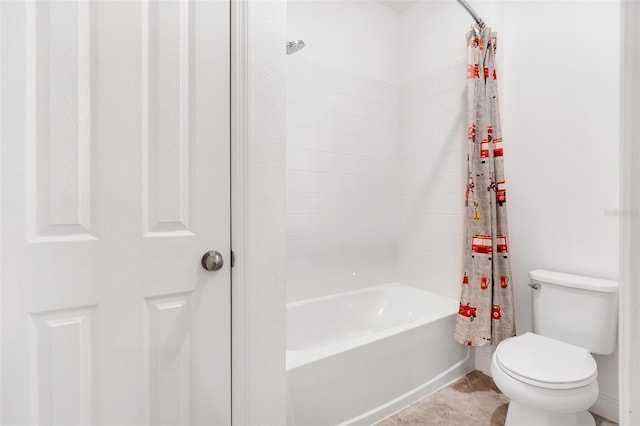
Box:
[0,1,231,424]
[27,0,98,242]
[142,0,193,237]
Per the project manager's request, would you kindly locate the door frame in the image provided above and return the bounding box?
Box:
[0,0,3,417]
[231,0,288,424]
[620,0,640,424]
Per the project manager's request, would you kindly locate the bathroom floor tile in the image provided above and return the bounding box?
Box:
[375,370,617,426]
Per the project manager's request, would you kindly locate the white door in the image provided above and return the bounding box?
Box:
[0,1,230,424]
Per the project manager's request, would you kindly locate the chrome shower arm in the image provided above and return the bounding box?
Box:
[456,0,485,29]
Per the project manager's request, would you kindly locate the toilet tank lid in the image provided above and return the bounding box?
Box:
[530,269,618,293]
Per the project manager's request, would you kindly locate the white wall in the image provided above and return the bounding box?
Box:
[286,1,401,302]
[500,0,620,420]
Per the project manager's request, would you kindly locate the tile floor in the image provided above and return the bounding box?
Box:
[376,370,617,426]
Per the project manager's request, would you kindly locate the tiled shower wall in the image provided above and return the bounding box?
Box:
[286,56,400,302]
[394,0,471,299]
[285,0,468,302]
[396,60,467,299]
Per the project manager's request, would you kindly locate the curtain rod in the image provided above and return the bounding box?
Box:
[456,0,485,29]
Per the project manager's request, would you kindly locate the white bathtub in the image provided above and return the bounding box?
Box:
[286,283,472,426]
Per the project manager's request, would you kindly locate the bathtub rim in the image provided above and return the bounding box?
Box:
[286,283,459,371]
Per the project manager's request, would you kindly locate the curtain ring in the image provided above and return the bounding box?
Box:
[472,23,481,38]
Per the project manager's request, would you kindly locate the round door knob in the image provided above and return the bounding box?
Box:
[201,251,224,271]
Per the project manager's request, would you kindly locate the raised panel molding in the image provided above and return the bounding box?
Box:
[144,292,193,426]
[26,0,97,243]
[28,305,96,426]
[142,0,194,238]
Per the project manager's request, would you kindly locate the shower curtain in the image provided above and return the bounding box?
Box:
[454,27,515,347]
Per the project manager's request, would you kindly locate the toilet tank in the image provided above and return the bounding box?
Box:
[530,269,618,355]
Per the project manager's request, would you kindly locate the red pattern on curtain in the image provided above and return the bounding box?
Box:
[454,27,515,347]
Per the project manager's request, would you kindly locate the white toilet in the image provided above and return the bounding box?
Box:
[491,269,618,426]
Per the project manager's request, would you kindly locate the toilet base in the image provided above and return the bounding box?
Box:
[505,400,595,426]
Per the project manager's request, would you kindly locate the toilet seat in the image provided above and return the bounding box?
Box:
[495,332,597,390]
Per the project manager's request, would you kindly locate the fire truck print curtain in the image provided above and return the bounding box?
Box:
[454,27,515,347]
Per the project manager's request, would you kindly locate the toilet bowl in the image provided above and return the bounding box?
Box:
[491,332,599,426]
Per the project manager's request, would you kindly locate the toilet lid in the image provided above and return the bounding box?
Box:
[495,332,597,390]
